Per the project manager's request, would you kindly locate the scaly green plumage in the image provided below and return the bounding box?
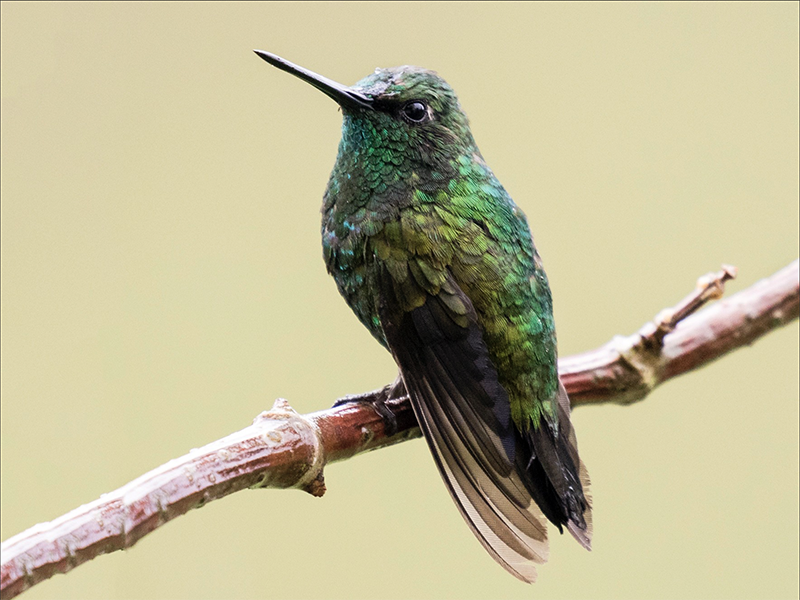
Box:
[322,66,557,429]
[257,52,591,583]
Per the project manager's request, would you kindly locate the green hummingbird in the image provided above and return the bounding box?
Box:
[255,50,592,583]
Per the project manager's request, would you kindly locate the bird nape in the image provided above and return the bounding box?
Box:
[255,49,592,583]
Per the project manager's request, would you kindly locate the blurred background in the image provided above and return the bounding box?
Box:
[2,3,797,599]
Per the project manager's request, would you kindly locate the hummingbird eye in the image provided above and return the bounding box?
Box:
[401,101,428,123]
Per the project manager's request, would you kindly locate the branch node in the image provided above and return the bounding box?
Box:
[253,398,328,494]
[255,398,299,423]
[611,334,660,398]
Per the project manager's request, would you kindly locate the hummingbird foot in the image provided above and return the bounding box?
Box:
[333,376,407,436]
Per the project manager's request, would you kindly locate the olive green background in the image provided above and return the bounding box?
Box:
[2,3,798,599]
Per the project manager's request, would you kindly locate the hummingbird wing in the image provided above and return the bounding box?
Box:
[377,264,550,583]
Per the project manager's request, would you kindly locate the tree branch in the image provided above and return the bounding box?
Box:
[1,260,797,600]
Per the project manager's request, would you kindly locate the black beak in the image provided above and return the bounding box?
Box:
[254,50,374,111]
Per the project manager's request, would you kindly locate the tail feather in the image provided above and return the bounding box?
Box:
[519,381,592,549]
[568,458,593,550]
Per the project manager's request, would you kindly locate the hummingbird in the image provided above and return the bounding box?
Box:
[255,50,592,583]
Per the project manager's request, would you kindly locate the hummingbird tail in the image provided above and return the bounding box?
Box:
[567,457,593,550]
[519,382,593,549]
[557,381,593,549]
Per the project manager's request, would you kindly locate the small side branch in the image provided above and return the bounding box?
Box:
[561,260,798,406]
[1,261,798,600]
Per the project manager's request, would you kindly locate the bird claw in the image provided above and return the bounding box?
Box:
[333,379,406,436]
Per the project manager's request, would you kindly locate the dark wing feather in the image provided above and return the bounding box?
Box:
[378,268,550,582]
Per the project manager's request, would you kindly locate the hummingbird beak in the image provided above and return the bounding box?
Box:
[254,50,374,111]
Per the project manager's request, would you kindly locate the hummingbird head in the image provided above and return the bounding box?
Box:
[255,51,476,171]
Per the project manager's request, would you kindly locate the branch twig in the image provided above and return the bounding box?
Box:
[1,260,798,600]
